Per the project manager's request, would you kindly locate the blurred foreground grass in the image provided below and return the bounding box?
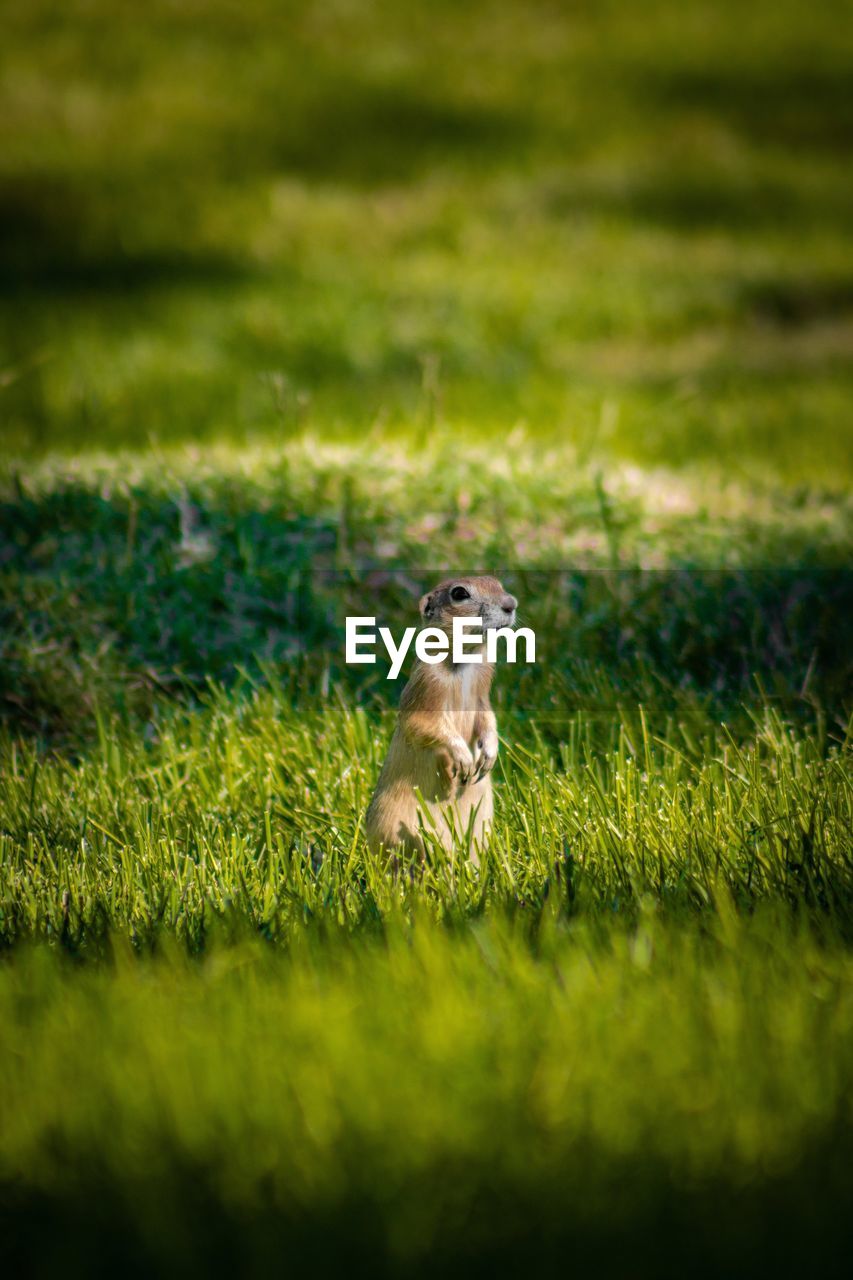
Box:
[1,0,853,1273]
[3,914,853,1276]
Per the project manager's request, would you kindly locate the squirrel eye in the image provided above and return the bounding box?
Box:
[450,585,471,602]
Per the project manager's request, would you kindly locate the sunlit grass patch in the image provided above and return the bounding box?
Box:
[1,679,850,948]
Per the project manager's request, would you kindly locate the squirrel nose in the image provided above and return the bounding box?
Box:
[501,595,517,614]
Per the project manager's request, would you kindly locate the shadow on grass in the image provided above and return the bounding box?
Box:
[647,64,853,155]
[3,1123,852,1279]
[546,168,853,234]
[738,276,853,327]
[249,76,528,187]
[0,176,258,299]
[1,480,851,743]
[0,482,339,738]
[0,69,525,300]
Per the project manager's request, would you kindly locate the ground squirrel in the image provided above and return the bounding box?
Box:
[366,575,517,861]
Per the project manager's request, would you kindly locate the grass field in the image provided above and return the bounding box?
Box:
[1,1,853,1274]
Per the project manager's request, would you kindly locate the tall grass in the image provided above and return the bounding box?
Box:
[1,689,851,949]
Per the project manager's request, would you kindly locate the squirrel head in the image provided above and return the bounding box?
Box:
[418,575,517,634]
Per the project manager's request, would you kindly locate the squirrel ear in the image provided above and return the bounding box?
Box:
[419,592,433,618]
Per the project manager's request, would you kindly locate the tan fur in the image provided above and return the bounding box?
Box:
[366,575,517,863]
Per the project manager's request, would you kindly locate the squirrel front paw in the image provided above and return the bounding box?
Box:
[436,737,475,786]
[472,732,498,781]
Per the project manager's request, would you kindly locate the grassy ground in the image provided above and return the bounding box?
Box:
[1,1,852,1275]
